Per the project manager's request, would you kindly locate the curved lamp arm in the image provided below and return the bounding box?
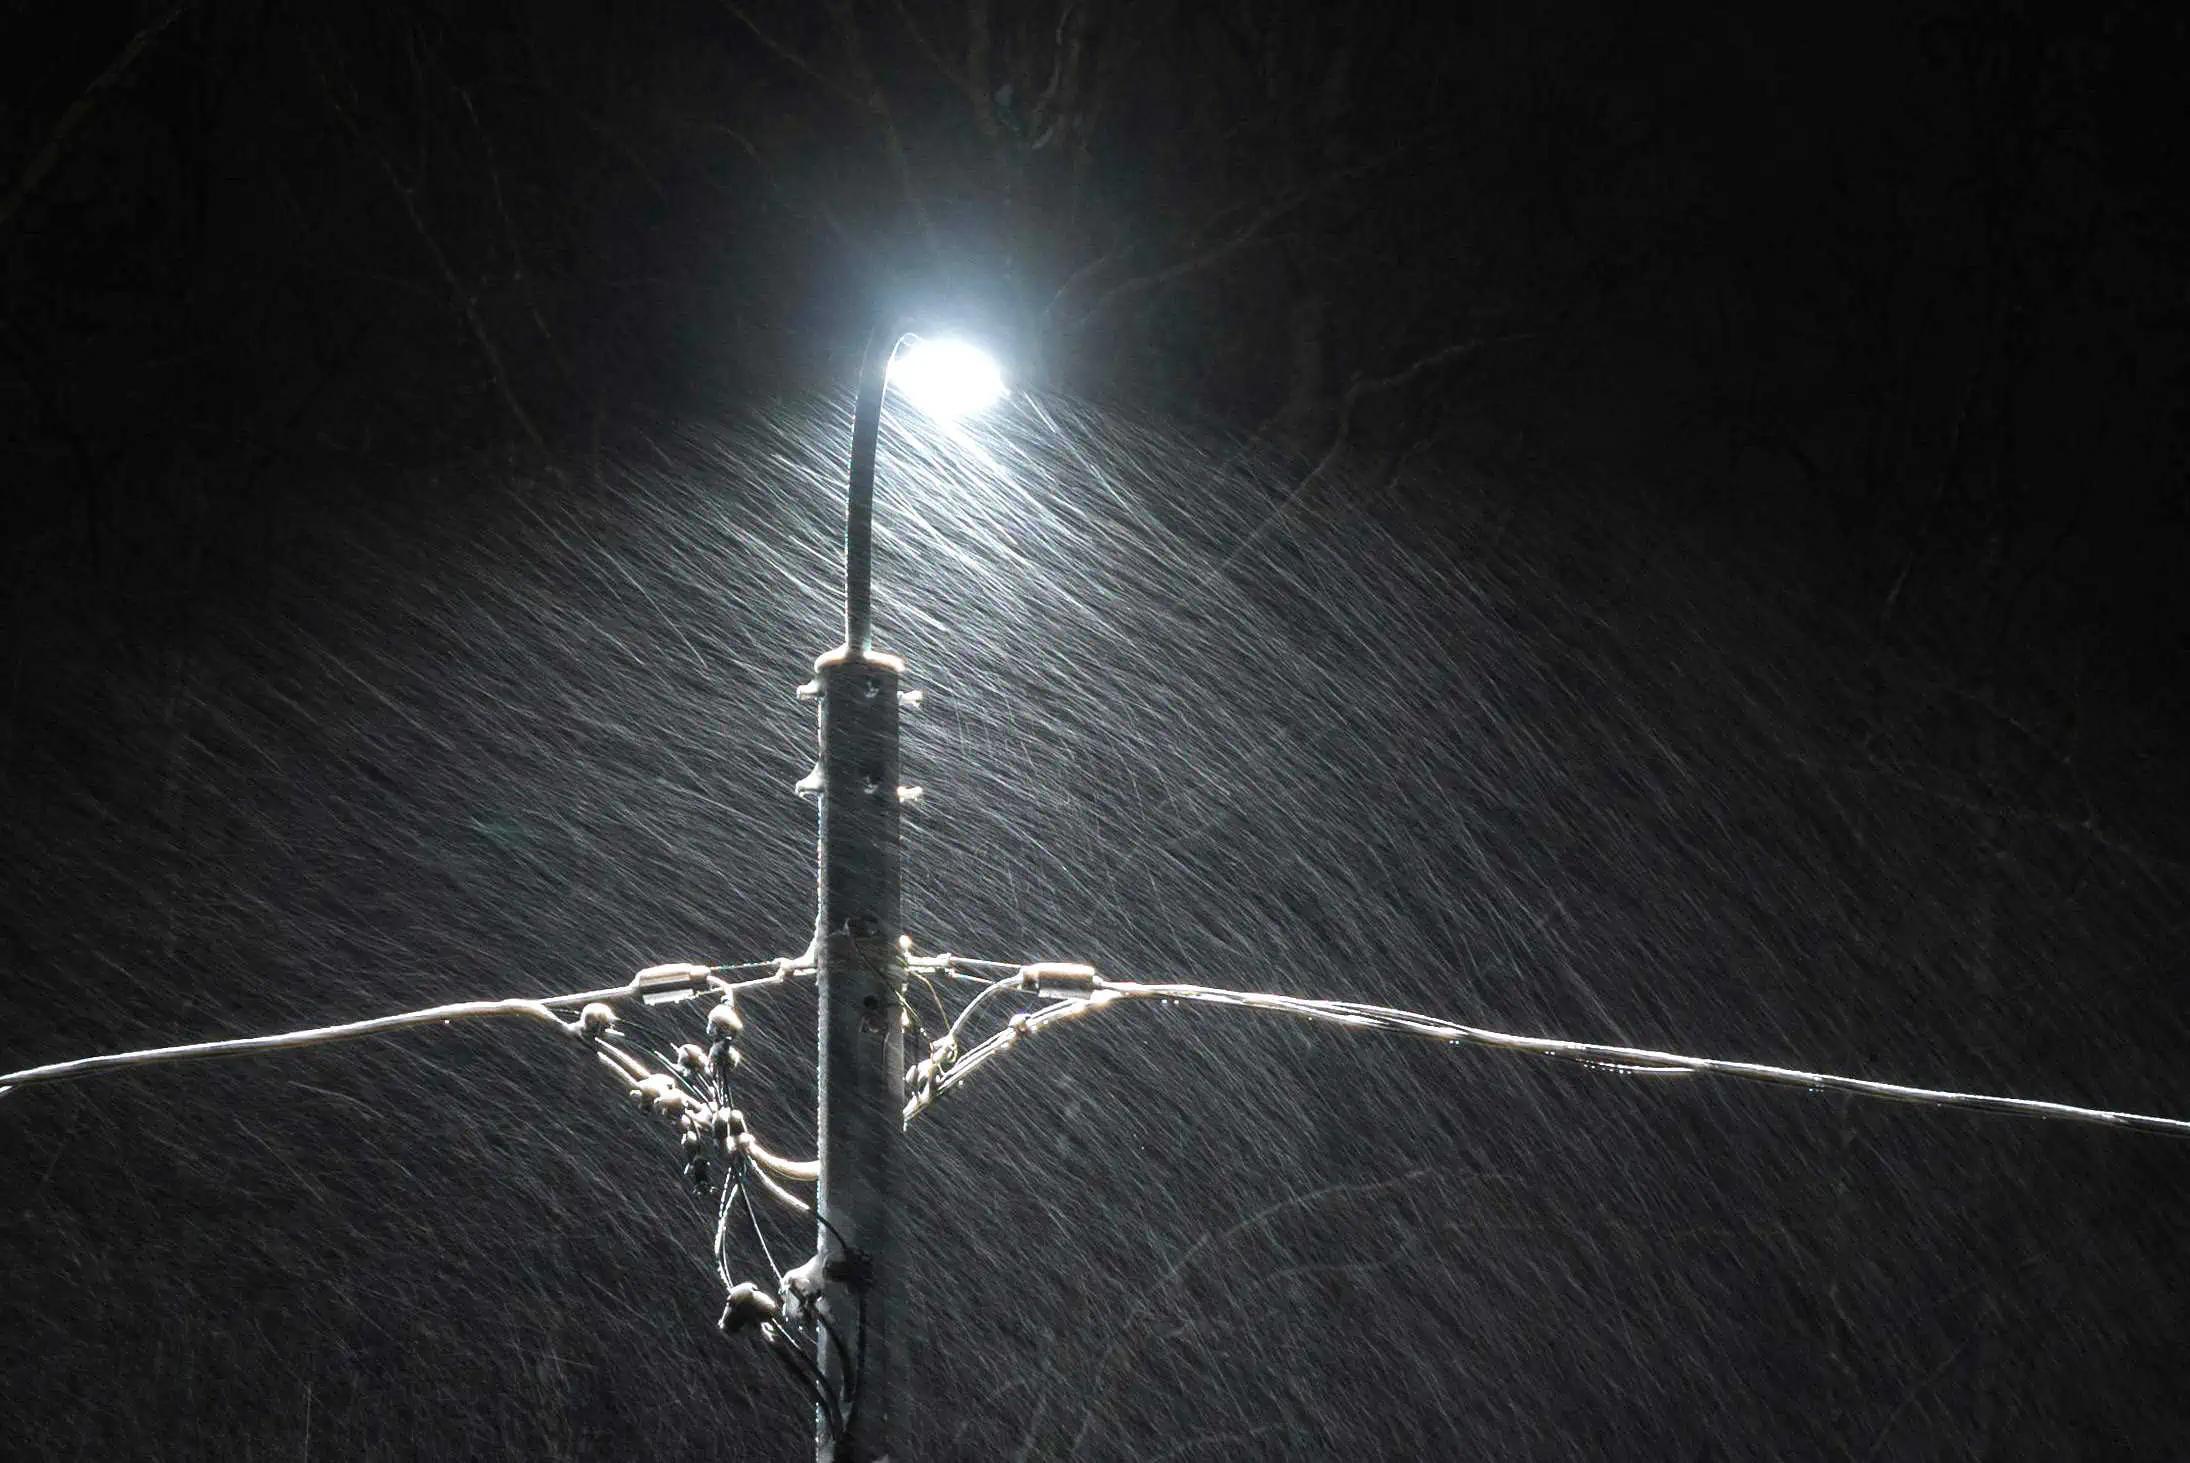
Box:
[842,322,912,656]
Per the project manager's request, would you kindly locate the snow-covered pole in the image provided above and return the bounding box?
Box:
[808,320,912,1462]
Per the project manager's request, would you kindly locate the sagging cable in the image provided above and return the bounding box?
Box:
[1098,979,2190,1140]
[0,959,804,1104]
[1,998,579,1100]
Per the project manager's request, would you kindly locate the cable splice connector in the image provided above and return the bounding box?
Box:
[633,963,713,1005]
[1019,962,1103,997]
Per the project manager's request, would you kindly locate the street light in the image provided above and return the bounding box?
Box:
[841,327,1006,657]
[808,321,1004,1462]
[889,336,1007,422]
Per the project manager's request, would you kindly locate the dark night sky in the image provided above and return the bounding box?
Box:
[3,2,2187,1459]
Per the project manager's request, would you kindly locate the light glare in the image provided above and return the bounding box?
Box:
[890,338,1006,420]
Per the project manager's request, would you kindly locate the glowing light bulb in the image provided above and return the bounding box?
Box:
[890,337,1006,420]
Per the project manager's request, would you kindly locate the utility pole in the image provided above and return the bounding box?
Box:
[807,323,910,1462]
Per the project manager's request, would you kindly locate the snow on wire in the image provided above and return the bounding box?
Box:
[7,952,2187,1141]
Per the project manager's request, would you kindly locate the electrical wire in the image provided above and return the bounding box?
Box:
[0,960,807,1102]
[912,973,2190,1140]
[806,1299,859,1417]
[744,1137,822,1184]
[939,974,1030,1058]
[757,1322,841,1440]
[713,1171,740,1293]
[914,966,951,1025]
[802,1205,870,1428]
[0,998,578,1099]
[917,954,1022,983]
[538,959,790,1010]
[906,994,1109,1122]
[17,954,2183,1146]
[745,1156,815,1214]
[736,1164,782,1282]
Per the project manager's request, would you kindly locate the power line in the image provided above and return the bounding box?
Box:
[10,959,2186,1142]
[7,942,2185,1460]
[909,968,2190,1140]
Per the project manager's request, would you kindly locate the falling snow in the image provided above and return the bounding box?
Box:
[2,393,2185,1458]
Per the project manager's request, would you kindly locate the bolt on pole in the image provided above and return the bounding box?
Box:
[808,322,911,1462]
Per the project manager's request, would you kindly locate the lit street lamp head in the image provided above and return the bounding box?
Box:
[888,337,1006,421]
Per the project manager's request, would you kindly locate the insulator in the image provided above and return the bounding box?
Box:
[707,1002,744,1037]
[720,1282,780,1332]
[677,1044,709,1073]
